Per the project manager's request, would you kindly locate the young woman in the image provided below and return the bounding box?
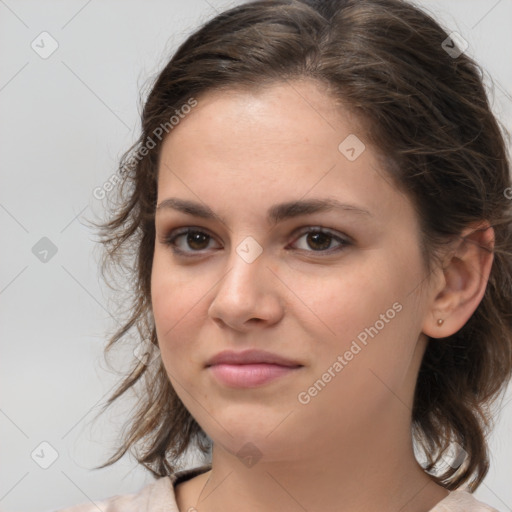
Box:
[58,0,512,510]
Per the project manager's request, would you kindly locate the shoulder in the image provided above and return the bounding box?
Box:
[430,488,500,512]
[54,476,176,512]
[53,465,211,512]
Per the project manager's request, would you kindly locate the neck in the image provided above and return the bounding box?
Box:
[189,413,449,512]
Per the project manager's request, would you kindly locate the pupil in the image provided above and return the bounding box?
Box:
[188,232,208,249]
[308,232,331,250]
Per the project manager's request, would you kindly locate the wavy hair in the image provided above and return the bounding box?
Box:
[94,0,512,491]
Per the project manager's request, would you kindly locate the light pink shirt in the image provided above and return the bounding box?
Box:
[54,466,500,512]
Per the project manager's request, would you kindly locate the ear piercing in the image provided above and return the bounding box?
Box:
[437,318,444,326]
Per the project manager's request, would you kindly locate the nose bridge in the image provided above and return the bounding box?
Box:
[208,233,277,327]
[222,234,267,297]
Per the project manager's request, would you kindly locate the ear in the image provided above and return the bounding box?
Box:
[422,221,495,339]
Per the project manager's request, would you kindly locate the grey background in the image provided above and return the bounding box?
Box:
[0,1,511,511]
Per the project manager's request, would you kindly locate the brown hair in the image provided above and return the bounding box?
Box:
[94,0,512,491]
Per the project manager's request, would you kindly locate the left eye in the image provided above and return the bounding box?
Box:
[290,228,350,253]
[163,227,350,256]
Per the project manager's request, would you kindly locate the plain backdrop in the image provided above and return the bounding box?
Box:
[1,1,511,511]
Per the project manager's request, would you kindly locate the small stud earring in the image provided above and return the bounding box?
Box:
[437,318,444,325]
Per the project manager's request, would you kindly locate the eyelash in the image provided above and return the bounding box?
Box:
[162,226,352,258]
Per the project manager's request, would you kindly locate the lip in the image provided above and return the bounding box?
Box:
[206,349,302,368]
[206,349,303,388]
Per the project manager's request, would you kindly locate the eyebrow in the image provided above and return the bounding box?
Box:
[155,197,372,226]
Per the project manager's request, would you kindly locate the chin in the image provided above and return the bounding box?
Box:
[199,408,305,459]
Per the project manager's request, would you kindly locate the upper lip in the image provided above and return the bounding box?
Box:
[206,349,303,368]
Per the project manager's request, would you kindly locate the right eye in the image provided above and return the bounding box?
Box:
[162,227,220,257]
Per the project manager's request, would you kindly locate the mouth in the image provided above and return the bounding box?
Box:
[206,349,303,388]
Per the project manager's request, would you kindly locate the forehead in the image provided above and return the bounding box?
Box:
[166,81,355,145]
[159,80,367,179]
[156,80,413,228]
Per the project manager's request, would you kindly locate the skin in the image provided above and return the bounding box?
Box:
[151,79,494,512]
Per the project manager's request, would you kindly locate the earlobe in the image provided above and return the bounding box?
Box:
[422,222,495,339]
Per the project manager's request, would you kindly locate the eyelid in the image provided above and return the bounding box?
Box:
[162,226,218,243]
[161,225,352,256]
[288,226,352,253]
[290,225,352,242]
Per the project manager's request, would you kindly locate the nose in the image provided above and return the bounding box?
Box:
[207,240,284,332]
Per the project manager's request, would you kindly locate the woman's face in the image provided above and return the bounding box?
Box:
[151,80,437,462]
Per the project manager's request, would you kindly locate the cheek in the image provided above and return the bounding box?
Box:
[311,250,422,371]
[151,255,172,330]
[304,260,400,341]
[151,249,195,324]
[150,250,208,372]
[151,252,186,350]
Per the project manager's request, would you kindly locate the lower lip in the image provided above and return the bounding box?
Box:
[208,363,301,388]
